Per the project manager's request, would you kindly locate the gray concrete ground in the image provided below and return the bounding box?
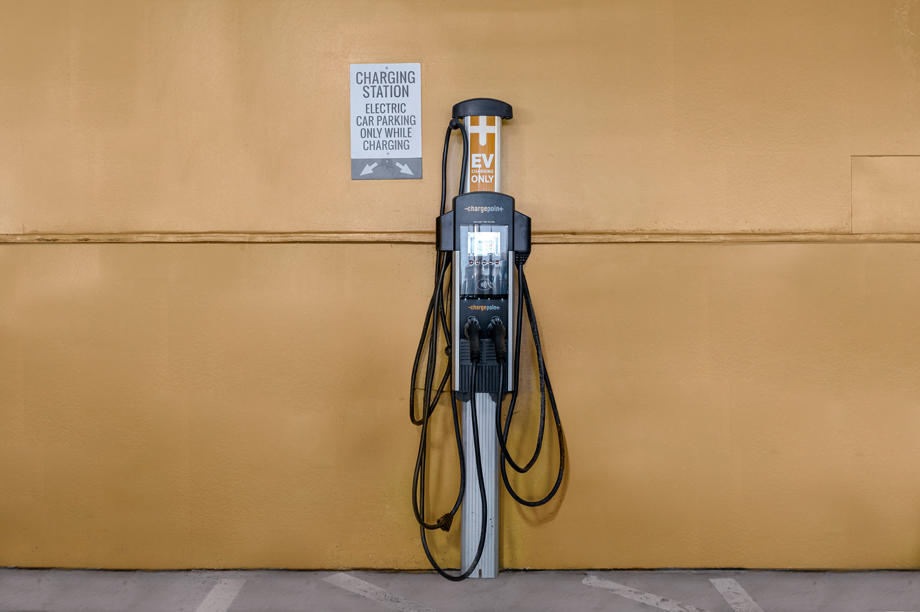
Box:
[0,568,918,612]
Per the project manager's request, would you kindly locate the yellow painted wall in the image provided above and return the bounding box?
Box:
[2,0,920,569]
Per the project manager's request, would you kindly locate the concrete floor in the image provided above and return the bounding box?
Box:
[1,568,918,612]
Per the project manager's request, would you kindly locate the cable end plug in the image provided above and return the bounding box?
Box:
[488,317,507,362]
[435,513,454,532]
[464,317,481,363]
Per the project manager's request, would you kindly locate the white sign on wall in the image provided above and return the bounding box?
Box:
[350,63,422,180]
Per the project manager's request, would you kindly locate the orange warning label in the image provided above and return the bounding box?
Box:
[468,116,498,192]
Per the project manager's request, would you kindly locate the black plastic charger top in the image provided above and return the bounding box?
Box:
[452,98,513,120]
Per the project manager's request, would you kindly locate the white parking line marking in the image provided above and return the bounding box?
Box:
[582,575,711,612]
[710,578,764,612]
[323,572,435,612]
[195,578,246,612]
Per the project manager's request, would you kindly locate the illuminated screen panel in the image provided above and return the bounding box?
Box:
[468,231,501,257]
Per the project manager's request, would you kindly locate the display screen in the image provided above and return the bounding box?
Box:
[467,231,501,257]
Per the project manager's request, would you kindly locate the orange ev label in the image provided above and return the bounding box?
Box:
[468,116,497,192]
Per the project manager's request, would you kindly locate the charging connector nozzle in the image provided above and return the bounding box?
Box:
[488,317,507,362]
[464,317,482,363]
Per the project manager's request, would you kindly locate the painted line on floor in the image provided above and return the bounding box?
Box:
[710,578,764,612]
[582,575,711,612]
[323,572,435,612]
[195,578,246,612]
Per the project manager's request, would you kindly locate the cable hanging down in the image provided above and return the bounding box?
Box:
[409,116,565,581]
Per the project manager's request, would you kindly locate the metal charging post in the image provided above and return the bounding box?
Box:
[454,100,510,579]
[413,98,562,583]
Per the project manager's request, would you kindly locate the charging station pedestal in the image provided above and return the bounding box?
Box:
[414,98,560,581]
[461,391,499,578]
[454,99,512,579]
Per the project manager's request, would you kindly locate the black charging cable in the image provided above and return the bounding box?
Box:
[494,261,566,506]
[418,318,488,581]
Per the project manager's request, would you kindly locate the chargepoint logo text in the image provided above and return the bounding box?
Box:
[464,206,503,214]
[469,304,500,312]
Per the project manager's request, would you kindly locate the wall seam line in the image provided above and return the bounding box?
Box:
[5,231,920,245]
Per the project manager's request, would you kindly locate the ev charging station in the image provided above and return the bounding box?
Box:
[410,98,566,581]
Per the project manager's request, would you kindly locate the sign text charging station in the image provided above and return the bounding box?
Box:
[410,98,566,581]
[350,63,422,180]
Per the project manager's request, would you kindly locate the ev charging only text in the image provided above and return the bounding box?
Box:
[470,153,494,184]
